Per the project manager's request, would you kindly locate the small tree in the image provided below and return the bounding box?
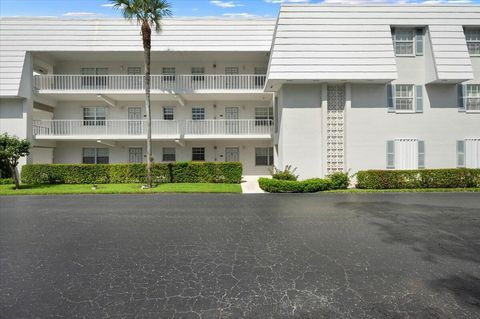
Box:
[0,134,31,189]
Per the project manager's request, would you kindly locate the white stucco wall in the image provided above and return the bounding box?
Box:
[276,84,323,179]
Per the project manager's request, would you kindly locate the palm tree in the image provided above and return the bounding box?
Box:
[111,0,172,188]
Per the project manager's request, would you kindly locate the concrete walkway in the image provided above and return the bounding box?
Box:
[241,175,268,193]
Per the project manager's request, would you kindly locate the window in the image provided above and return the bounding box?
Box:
[81,67,108,88]
[393,29,415,56]
[388,84,423,113]
[162,147,176,162]
[163,107,174,120]
[192,147,205,161]
[255,147,274,166]
[191,67,205,81]
[457,138,480,168]
[192,107,205,120]
[128,147,143,163]
[255,107,274,126]
[392,28,424,56]
[465,29,480,56]
[83,148,109,164]
[127,67,142,89]
[162,67,176,81]
[466,84,480,111]
[127,67,141,75]
[386,139,424,170]
[83,107,106,126]
[395,85,414,111]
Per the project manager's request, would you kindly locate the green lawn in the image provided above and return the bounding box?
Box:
[0,183,242,195]
[327,188,480,193]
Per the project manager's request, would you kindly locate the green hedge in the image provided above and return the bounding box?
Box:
[356,169,480,189]
[258,177,332,193]
[0,178,14,185]
[21,162,243,185]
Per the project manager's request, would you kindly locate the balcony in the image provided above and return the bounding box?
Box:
[33,120,180,140]
[185,120,273,139]
[33,74,267,94]
[33,119,273,140]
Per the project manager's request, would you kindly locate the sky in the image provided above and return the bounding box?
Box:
[0,0,478,19]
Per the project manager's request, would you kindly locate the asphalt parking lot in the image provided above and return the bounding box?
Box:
[1,193,479,318]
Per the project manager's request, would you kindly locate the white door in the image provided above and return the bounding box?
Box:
[129,147,143,163]
[128,107,142,135]
[225,107,239,134]
[127,67,142,90]
[225,67,239,89]
[225,147,240,162]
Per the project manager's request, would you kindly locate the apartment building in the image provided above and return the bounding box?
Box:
[0,5,479,178]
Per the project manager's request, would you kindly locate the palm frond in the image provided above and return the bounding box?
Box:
[111,0,171,32]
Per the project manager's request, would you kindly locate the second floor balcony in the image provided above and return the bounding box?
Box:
[33,119,273,140]
[33,74,267,94]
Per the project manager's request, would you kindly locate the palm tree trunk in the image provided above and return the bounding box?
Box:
[142,22,153,188]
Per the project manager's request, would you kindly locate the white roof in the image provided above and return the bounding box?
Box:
[266,5,479,88]
[0,17,276,97]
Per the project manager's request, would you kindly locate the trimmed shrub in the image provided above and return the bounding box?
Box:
[356,168,480,189]
[258,177,332,193]
[271,165,298,181]
[0,178,14,185]
[21,162,242,185]
[327,172,350,190]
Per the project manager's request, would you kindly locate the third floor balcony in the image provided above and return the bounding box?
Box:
[33,74,267,94]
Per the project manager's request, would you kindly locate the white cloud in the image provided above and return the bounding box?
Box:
[100,3,115,7]
[223,12,262,18]
[210,0,244,8]
[265,0,310,3]
[63,12,103,17]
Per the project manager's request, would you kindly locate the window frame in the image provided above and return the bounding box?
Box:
[255,107,274,126]
[394,84,415,113]
[163,107,175,120]
[192,147,205,161]
[192,107,205,121]
[255,147,274,166]
[162,67,176,82]
[191,67,205,82]
[393,28,416,57]
[162,147,176,162]
[465,28,480,56]
[466,84,480,112]
[83,107,106,126]
[82,147,109,164]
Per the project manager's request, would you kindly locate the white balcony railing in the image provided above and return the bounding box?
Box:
[33,74,267,92]
[33,120,179,137]
[185,119,273,136]
[32,119,273,139]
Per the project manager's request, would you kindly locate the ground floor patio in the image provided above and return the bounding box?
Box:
[0,193,479,318]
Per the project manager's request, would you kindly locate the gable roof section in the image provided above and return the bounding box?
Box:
[266,5,479,89]
[0,17,276,97]
[428,25,473,81]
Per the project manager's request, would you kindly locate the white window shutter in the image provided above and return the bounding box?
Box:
[387,140,395,169]
[418,140,425,169]
[457,140,465,167]
[415,85,423,113]
[415,29,424,56]
[387,84,396,113]
[457,84,466,112]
